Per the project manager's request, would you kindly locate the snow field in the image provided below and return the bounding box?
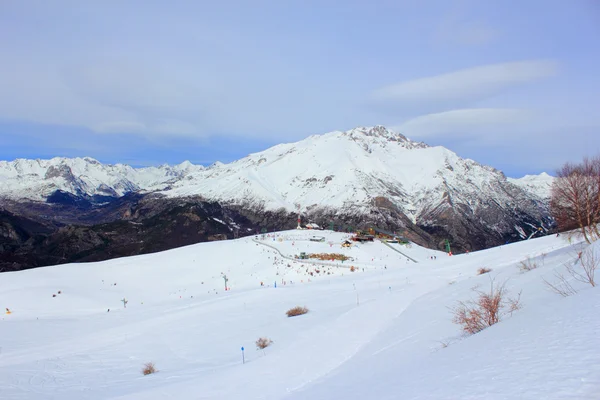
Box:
[0,230,598,399]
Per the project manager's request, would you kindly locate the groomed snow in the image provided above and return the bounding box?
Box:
[0,231,598,399]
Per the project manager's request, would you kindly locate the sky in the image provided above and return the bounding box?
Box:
[0,0,599,177]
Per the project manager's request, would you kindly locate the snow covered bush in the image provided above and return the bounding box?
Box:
[142,362,157,375]
[256,337,273,350]
[477,267,492,275]
[451,279,522,335]
[286,306,309,317]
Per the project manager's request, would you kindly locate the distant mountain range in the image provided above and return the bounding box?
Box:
[0,125,555,271]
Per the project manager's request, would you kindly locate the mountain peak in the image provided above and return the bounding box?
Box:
[347,125,402,139]
[341,125,427,150]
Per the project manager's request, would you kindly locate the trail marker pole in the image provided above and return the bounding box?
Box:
[241,347,245,364]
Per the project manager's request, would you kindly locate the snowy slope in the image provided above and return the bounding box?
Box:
[1,231,598,399]
[509,172,554,200]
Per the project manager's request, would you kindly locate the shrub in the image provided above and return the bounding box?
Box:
[543,271,578,297]
[142,362,157,375]
[256,337,273,350]
[519,258,538,272]
[477,267,492,275]
[350,265,356,272]
[543,248,598,296]
[571,248,598,287]
[286,306,309,317]
[451,278,522,335]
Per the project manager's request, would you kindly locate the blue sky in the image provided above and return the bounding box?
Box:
[1,0,599,177]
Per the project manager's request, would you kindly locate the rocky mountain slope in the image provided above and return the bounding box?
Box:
[0,126,555,270]
[0,196,274,272]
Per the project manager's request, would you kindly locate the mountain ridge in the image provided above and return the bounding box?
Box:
[0,126,551,208]
[0,125,555,263]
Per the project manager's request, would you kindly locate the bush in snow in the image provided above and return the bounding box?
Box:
[518,258,538,272]
[256,337,273,350]
[477,267,492,275]
[141,362,157,375]
[451,278,522,335]
[286,306,309,317]
[570,248,598,287]
[543,248,598,296]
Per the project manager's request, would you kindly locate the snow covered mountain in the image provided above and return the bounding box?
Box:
[508,172,554,200]
[0,157,204,201]
[0,126,553,251]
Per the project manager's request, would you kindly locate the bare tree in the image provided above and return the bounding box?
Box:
[550,156,600,243]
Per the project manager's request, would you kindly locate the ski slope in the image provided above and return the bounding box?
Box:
[0,231,598,399]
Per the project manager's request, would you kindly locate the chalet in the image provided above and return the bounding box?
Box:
[351,234,375,243]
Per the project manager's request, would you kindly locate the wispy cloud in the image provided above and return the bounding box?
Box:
[0,1,597,177]
[371,60,559,113]
[395,108,533,139]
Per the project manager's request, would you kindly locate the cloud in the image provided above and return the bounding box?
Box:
[392,107,600,177]
[395,108,533,139]
[453,125,600,178]
[371,60,559,113]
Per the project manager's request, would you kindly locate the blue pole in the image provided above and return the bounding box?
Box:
[241,346,245,364]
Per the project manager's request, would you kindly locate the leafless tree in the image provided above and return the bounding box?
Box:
[551,156,600,243]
